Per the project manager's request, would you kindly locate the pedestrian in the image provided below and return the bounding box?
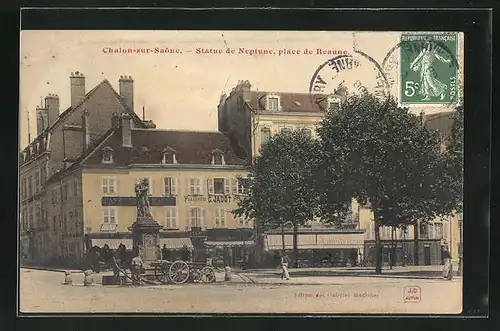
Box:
[131,252,143,284]
[442,244,453,280]
[280,254,290,280]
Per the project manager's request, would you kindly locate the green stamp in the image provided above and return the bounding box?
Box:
[399,33,459,105]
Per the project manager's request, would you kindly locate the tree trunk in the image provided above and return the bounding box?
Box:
[281,222,285,256]
[374,219,382,274]
[413,222,419,266]
[292,224,299,268]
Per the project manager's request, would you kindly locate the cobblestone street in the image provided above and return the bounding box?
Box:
[20,267,462,314]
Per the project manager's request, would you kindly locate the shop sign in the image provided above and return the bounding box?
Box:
[183,195,233,204]
[102,196,176,206]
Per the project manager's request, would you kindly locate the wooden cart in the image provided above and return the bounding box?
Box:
[150,260,217,284]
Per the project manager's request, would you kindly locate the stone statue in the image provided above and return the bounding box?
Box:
[135,179,151,218]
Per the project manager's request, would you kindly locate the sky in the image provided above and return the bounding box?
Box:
[19,30,464,149]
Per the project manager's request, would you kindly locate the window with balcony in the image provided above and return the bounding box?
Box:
[101,207,117,232]
[208,178,230,195]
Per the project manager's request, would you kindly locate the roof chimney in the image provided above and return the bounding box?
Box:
[70,72,86,108]
[35,105,48,137]
[241,80,252,102]
[119,75,134,112]
[121,113,132,148]
[82,109,91,150]
[45,93,60,126]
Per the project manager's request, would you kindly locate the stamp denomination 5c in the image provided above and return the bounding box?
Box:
[399,33,459,106]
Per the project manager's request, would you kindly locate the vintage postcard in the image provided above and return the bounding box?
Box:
[19,30,464,314]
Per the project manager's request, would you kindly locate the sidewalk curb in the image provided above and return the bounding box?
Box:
[21,266,84,273]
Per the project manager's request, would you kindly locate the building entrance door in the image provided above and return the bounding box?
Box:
[424,245,431,265]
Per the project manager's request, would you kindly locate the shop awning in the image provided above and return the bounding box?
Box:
[90,238,133,250]
[159,238,194,250]
[204,240,255,247]
[266,233,364,250]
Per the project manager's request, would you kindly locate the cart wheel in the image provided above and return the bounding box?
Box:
[200,266,216,283]
[154,263,169,284]
[168,261,190,284]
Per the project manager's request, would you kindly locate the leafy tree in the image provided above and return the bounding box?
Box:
[233,129,318,268]
[317,93,455,274]
[445,106,464,213]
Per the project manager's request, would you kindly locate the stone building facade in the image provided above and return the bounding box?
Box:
[20,72,151,265]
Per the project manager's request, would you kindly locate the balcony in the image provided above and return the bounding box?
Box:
[100,223,118,232]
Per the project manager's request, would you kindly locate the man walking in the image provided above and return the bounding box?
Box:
[280,254,290,280]
[442,244,453,280]
[131,253,143,284]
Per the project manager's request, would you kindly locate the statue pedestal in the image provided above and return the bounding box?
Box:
[129,216,162,266]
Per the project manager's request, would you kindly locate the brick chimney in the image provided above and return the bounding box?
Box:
[35,105,48,136]
[70,72,86,108]
[240,80,252,102]
[82,109,91,150]
[45,93,60,126]
[121,113,132,148]
[119,75,134,112]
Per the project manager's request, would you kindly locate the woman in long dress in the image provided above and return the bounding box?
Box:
[410,41,452,101]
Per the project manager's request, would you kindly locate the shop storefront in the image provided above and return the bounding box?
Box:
[204,228,256,268]
[264,230,365,268]
[363,239,443,266]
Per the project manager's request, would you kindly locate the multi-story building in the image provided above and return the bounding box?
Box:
[20,72,153,265]
[218,80,342,159]
[45,113,253,266]
[218,81,365,267]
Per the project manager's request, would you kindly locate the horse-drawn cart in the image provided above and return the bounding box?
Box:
[150,260,217,284]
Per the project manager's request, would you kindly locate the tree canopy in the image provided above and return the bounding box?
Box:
[316,93,456,273]
[233,129,318,232]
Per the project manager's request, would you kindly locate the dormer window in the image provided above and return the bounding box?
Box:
[327,95,342,110]
[101,147,114,164]
[266,94,281,111]
[211,149,225,165]
[161,147,177,164]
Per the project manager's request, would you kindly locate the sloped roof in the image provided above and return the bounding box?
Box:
[21,79,147,157]
[424,111,454,136]
[82,128,247,167]
[248,91,327,113]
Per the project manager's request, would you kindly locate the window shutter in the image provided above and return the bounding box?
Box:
[208,178,214,195]
[221,209,226,226]
[187,178,192,195]
[231,178,238,194]
[198,178,204,194]
[224,178,231,194]
[201,207,205,228]
[173,208,178,228]
[172,178,178,195]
